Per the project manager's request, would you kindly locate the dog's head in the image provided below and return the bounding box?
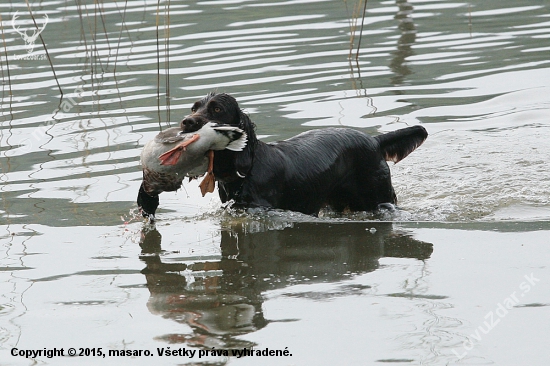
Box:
[181,92,244,132]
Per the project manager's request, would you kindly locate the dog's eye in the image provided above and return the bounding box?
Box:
[191,107,197,113]
[214,107,221,113]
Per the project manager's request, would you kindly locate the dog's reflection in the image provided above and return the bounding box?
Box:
[139,221,433,349]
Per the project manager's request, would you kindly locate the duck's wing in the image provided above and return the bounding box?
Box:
[158,134,201,166]
[154,127,189,144]
[210,125,247,151]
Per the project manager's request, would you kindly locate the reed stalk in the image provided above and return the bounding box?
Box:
[25,0,63,96]
[0,13,13,98]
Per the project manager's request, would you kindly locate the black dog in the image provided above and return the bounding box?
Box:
[179,92,428,216]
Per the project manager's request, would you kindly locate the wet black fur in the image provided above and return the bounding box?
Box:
[184,92,428,216]
[137,183,159,218]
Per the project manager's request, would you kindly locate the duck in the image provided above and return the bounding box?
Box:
[137,122,247,220]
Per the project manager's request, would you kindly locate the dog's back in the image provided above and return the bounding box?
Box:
[217,125,427,215]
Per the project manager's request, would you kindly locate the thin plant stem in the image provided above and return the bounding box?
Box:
[155,0,162,130]
[165,0,170,125]
[0,13,13,98]
[355,0,368,61]
[25,0,63,96]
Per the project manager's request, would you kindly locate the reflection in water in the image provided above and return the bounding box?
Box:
[390,0,416,87]
[139,221,433,350]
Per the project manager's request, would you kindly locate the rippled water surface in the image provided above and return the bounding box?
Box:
[1,1,549,365]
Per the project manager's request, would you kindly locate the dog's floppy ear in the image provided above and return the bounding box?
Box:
[234,110,257,176]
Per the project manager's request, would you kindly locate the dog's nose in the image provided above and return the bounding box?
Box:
[180,116,204,132]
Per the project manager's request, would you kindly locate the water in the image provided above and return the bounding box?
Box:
[1,0,549,365]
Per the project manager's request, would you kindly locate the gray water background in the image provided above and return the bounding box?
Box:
[1,1,549,365]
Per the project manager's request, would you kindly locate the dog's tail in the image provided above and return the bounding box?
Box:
[375,125,428,163]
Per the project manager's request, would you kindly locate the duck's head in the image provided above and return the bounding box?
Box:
[137,183,159,220]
